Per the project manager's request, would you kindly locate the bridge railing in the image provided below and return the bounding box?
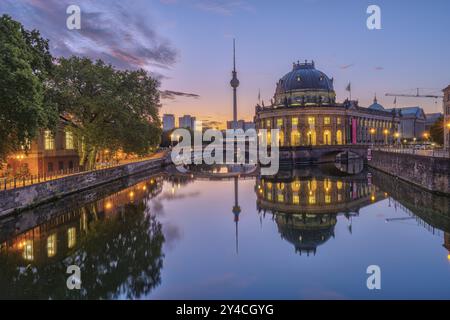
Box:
[373,146,450,158]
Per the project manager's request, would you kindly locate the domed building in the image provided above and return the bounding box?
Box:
[254,61,400,151]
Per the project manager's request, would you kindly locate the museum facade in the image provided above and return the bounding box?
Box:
[254,61,401,147]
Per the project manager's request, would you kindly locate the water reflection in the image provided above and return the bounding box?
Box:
[0,175,165,299]
[0,164,449,299]
[255,167,383,255]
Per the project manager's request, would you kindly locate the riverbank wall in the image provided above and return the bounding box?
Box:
[0,157,166,217]
[369,150,450,196]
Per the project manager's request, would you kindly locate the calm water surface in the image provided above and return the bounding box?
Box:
[0,166,449,299]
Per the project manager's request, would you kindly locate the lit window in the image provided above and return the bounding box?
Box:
[47,234,57,257]
[325,194,331,204]
[65,130,74,150]
[292,117,298,126]
[277,193,284,203]
[293,195,300,204]
[266,119,271,127]
[22,240,34,261]
[308,194,316,205]
[324,117,331,125]
[337,181,343,190]
[308,117,315,125]
[67,228,76,249]
[267,192,272,201]
[44,130,55,150]
[277,118,283,128]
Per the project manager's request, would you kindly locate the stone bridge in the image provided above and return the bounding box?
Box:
[278,145,369,166]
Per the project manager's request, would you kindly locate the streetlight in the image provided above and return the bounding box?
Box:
[394,132,400,147]
[370,128,376,146]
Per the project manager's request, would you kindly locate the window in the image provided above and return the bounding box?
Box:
[47,234,57,257]
[307,130,316,145]
[292,117,298,126]
[293,195,300,205]
[22,240,34,261]
[47,162,53,173]
[291,130,300,146]
[323,130,331,145]
[65,130,74,150]
[325,194,331,204]
[337,117,341,125]
[266,119,271,127]
[58,161,64,171]
[67,228,76,249]
[336,130,343,145]
[44,130,55,150]
[278,131,284,146]
[277,193,284,203]
[276,118,283,128]
[324,117,331,125]
[69,161,74,170]
[308,117,315,125]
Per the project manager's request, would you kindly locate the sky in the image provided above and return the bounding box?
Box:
[1,0,449,128]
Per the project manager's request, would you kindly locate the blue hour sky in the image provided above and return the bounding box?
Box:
[1,0,449,127]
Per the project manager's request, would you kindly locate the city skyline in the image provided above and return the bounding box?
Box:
[2,0,449,127]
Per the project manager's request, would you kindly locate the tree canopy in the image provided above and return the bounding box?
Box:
[430,115,444,145]
[50,57,162,169]
[0,15,57,164]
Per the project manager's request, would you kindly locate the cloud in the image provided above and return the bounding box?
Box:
[340,63,354,70]
[2,0,178,72]
[161,90,200,100]
[201,120,223,128]
[161,0,254,15]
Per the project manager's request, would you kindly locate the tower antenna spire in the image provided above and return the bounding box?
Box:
[233,38,236,72]
[230,38,240,129]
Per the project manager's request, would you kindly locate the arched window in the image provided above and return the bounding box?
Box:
[278,130,284,146]
[336,130,343,145]
[307,130,316,146]
[291,130,300,146]
[323,130,331,145]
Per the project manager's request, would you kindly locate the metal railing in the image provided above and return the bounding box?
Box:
[373,146,450,158]
[0,152,167,191]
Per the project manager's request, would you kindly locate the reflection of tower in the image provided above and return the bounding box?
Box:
[230,39,240,129]
[232,176,241,254]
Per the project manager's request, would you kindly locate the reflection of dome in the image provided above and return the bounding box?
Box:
[276,213,336,256]
[368,96,385,111]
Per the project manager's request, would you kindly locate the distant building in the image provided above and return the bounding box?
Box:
[254,61,400,147]
[162,114,175,132]
[397,107,426,140]
[179,115,196,130]
[444,85,450,149]
[425,112,443,132]
[1,117,79,177]
[226,120,255,131]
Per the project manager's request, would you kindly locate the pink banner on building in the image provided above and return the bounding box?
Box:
[351,118,357,144]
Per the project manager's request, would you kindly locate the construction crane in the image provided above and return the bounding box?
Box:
[385,88,443,99]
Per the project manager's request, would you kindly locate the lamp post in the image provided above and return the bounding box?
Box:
[394,132,400,147]
[383,129,389,146]
[447,122,450,156]
[370,128,375,147]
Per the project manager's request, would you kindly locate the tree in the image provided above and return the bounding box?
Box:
[0,15,58,165]
[50,57,162,169]
[430,116,444,146]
